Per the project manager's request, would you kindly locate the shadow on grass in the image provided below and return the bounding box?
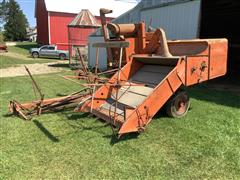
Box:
[66,112,90,120]
[48,63,70,68]
[189,84,240,109]
[188,73,240,109]
[15,43,38,50]
[33,120,59,142]
[58,110,140,143]
[57,111,110,135]
[3,113,15,118]
[104,133,140,145]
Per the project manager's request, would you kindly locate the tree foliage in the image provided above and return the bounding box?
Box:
[3,0,29,41]
[0,0,8,30]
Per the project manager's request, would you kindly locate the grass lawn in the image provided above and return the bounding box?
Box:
[0,42,61,69]
[0,73,239,179]
[0,56,58,69]
[7,42,38,55]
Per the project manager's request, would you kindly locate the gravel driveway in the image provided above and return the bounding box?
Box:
[0,62,68,78]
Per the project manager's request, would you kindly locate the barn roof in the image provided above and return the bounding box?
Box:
[44,0,138,17]
[69,9,100,27]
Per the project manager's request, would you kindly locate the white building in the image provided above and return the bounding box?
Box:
[27,27,37,42]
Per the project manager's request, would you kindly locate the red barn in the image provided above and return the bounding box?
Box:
[35,0,138,50]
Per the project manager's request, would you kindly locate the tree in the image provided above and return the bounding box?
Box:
[3,0,29,41]
[0,0,8,30]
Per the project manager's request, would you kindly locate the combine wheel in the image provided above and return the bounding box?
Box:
[166,90,190,118]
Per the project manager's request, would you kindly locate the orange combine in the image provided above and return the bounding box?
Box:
[75,20,228,137]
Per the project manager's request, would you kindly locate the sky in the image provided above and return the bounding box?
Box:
[17,0,36,27]
[1,0,140,28]
[0,0,35,28]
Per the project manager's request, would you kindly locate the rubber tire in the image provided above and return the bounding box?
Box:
[32,52,39,58]
[59,54,66,60]
[166,90,190,118]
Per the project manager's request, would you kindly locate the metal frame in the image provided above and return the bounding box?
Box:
[90,41,129,119]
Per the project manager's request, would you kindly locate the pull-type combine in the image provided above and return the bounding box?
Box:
[75,21,228,137]
[9,18,228,138]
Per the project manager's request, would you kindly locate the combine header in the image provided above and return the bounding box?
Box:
[9,9,228,138]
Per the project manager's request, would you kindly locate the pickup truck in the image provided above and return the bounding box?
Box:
[29,45,69,60]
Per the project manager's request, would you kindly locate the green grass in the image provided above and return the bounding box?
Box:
[0,55,58,69]
[0,42,62,69]
[0,73,239,179]
[7,42,38,55]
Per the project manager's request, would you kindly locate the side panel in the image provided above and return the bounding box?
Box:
[209,39,228,78]
[186,56,209,86]
[119,67,183,134]
[168,41,209,56]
